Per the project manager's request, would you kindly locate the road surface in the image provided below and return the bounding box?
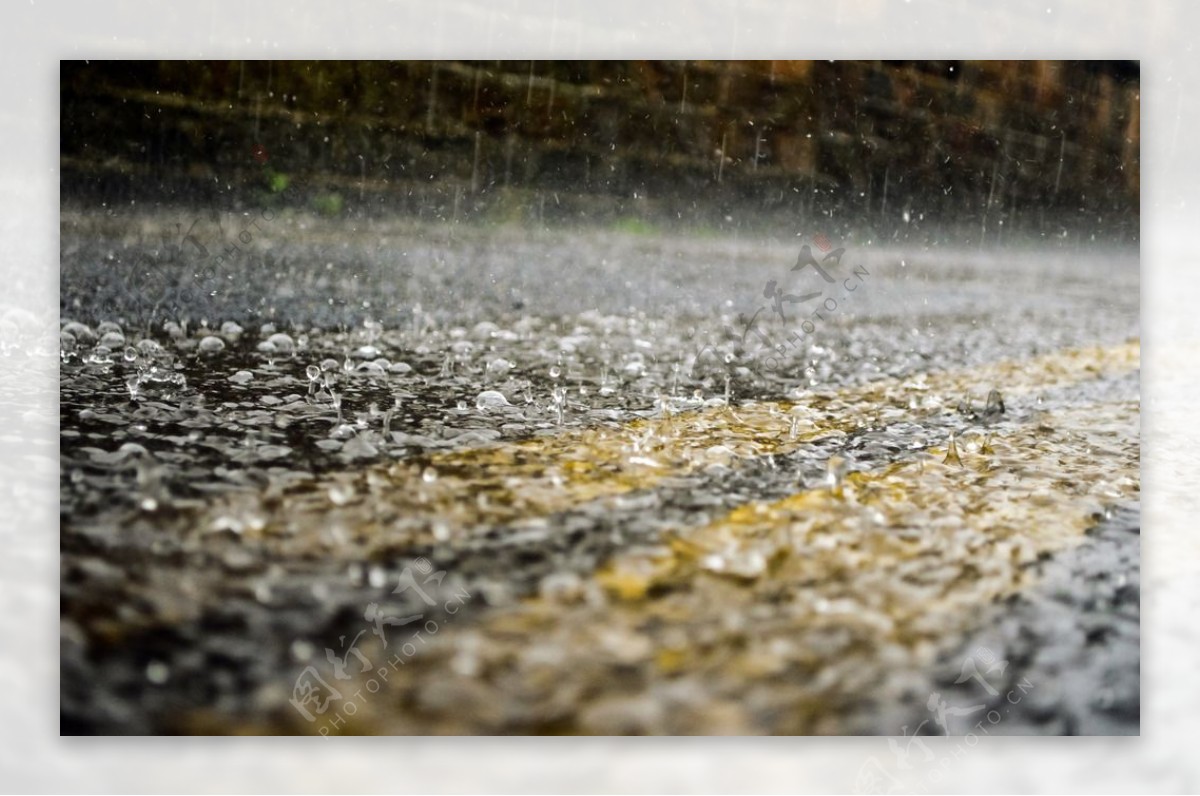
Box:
[59,207,1140,737]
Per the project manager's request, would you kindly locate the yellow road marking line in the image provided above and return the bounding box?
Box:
[239,343,1139,735]
[271,395,1138,735]
[332,401,1137,734]
[223,340,1138,558]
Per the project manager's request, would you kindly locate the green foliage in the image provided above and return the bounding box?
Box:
[311,192,344,216]
[612,217,656,235]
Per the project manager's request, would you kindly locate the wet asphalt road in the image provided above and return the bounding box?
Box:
[58,207,1139,736]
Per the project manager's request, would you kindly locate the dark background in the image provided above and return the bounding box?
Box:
[60,60,1139,243]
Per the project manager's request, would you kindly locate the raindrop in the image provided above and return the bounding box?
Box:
[290,640,315,662]
[61,321,95,343]
[956,394,975,418]
[198,335,226,353]
[476,389,511,410]
[327,482,355,505]
[145,660,170,685]
[86,345,113,365]
[355,360,385,376]
[267,332,295,354]
[825,456,847,491]
[552,385,567,424]
[486,357,513,378]
[255,581,274,604]
[99,330,126,349]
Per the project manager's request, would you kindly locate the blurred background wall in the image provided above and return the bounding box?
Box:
[60,60,1139,242]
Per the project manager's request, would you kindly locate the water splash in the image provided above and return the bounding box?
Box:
[943,432,963,466]
[985,388,1005,416]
